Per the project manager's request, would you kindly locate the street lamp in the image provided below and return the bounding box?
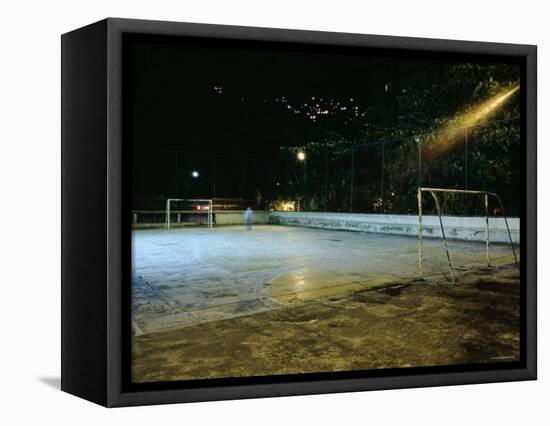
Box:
[191,170,199,178]
[297,151,307,210]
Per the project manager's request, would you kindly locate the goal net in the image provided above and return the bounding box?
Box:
[165,199,213,229]
[417,187,517,283]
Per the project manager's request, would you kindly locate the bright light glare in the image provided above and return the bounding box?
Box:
[429,83,519,156]
[282,201,296,211]
[191,171,199,178]
[297,152,306,161]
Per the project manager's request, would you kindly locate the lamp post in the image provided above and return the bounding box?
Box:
[181,170,199,199]
[297,151,306,211]
[212,154,216,199]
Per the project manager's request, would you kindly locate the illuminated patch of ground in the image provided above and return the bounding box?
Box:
[269,269,395,303]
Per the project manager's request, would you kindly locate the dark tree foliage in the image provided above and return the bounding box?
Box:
[278,63,520,216]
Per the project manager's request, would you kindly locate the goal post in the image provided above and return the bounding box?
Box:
[165,199,213,229]
[418,187,517,283]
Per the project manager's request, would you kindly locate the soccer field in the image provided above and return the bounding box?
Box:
[132,224,517,335]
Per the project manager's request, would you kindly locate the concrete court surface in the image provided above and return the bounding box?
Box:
[132,224,517,335]
[132,264,520,382]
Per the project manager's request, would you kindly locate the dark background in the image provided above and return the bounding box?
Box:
[125,35,520,214]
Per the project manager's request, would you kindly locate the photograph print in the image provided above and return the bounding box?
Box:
[127,34,523,385]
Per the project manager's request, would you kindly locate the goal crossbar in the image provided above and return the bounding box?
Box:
[417,187,517,283]
[165,199,213,229]
[420,187,497,196]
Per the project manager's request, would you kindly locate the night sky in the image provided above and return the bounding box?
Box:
[124,35,461,205]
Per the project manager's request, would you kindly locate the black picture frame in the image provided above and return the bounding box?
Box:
[61,17,537,407]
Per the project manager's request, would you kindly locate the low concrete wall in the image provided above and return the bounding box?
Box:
[214,210,269,225]
[269,211,519,244]
[132,210,270,228]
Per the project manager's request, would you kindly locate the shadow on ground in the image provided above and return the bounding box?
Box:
[38,377,61,390]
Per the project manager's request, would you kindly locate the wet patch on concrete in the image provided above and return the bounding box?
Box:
[132,264,520,383]
[269,270,376,303]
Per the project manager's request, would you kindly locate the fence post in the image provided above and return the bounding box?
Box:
[418,188,423,274]
[325,148,328,211]
[380,143,385,211]
[209,200,213,228]
[350,149,355,213]
[165,199,171,229]
[485,192,490,266]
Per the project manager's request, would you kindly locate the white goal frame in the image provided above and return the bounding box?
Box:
[165,199,213,229]
[418,187,517,283]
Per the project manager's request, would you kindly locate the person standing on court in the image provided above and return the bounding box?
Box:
[244,207,253,230]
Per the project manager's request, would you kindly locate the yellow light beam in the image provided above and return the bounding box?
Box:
[427,83,520,156]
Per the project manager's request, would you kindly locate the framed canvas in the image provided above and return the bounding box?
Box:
[61,18,537,407]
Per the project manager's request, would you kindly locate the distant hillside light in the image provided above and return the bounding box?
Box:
[297,151,306,161]
[191,171,199,178]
